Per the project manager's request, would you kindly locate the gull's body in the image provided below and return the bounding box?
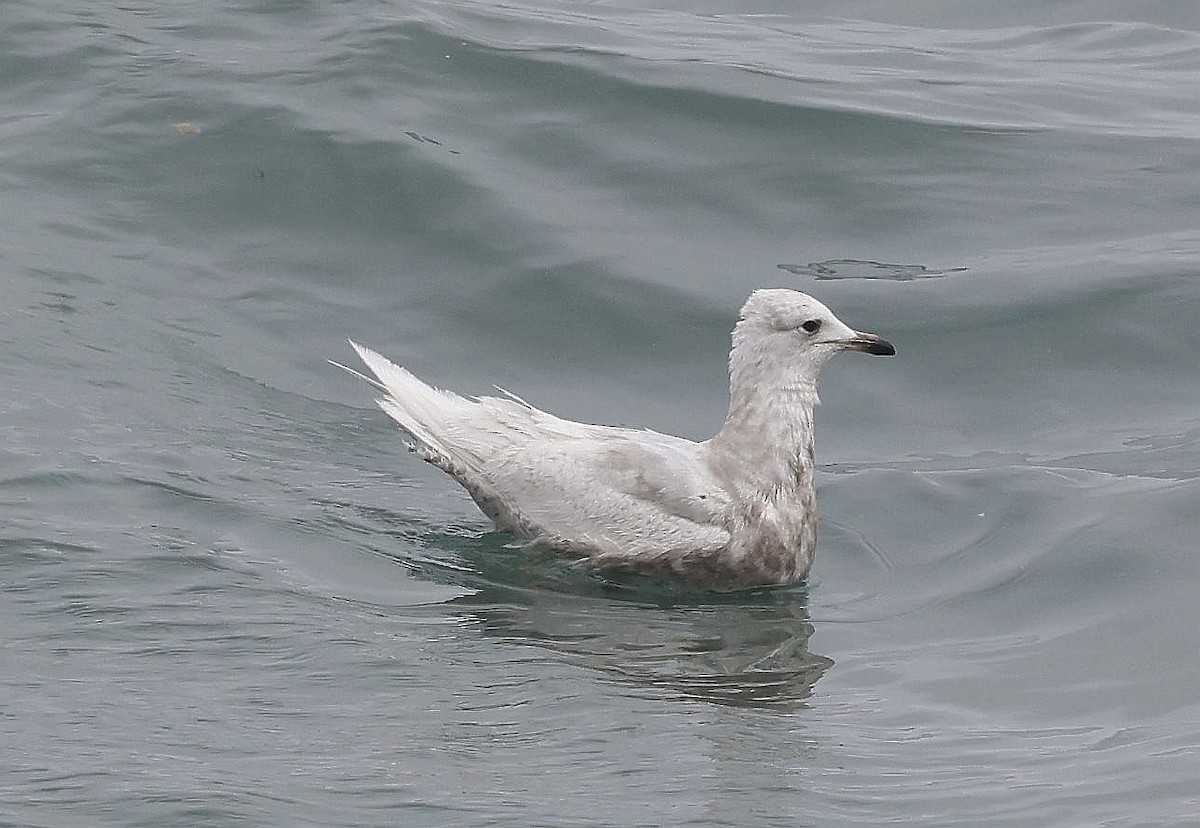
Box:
[334,289,894,590]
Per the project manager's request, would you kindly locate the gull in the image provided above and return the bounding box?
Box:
[332,289,894,590]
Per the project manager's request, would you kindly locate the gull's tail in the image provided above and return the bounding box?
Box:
[330,341,476,470]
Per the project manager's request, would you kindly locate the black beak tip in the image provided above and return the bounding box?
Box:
[850,334,895,356]
[869,337,896,357]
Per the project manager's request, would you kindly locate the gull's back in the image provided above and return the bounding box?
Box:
[343,342,732,569]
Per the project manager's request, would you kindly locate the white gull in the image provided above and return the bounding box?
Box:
[332,289,894,590]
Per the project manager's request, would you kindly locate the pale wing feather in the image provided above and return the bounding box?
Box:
[344,341,477,466]
[339,342,731,557]
[345,340,580,466]
[476,431,731,559]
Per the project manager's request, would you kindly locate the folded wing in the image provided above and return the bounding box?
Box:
[335,342,731,559]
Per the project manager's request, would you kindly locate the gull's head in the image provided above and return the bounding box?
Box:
[730,288,894,394]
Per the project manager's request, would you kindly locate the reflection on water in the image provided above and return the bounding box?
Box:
[352,522,836,709]
[429,539,835,711]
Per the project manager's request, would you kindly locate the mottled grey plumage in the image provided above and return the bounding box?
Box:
[332,289,894,590]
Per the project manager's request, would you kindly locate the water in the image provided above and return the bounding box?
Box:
[3,1,1198,825]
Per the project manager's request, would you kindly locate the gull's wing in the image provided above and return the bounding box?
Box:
[334,340,579,474]
[473,428,732,561]
[336,341,732,559]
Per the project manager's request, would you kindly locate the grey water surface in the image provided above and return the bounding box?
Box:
[3,1,1198,826]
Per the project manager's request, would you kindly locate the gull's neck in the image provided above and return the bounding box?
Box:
[710,364,819,493]
[703,348,825,585]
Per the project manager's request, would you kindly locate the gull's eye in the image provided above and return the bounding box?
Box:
[800,319,822,334]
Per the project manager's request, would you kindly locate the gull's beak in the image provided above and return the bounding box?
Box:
[843,331,895,356]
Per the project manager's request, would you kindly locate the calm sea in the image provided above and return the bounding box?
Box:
[3,1,1198,825]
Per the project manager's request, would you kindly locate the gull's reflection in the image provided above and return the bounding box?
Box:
[447,561,833,711]
[371,528,834,709]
